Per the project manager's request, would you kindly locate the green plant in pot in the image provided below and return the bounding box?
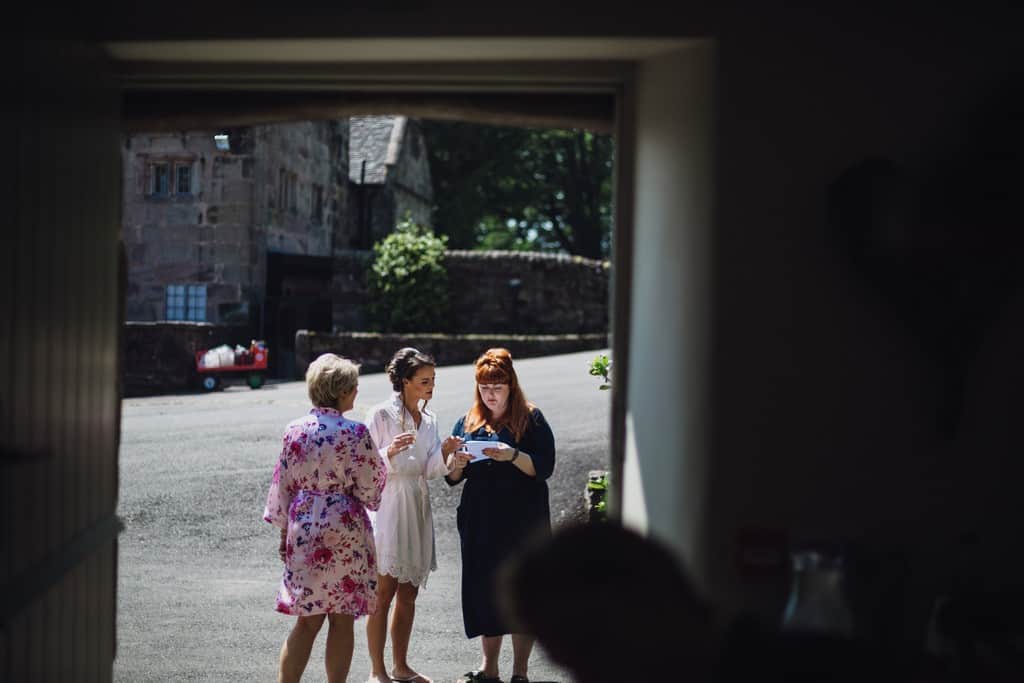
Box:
[588,353,612,390]
[586,353,612,521]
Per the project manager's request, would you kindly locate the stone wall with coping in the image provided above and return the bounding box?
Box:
[443,250,609,334]
[124,248,609,394]
[123,321,256,396]
[295,330,609,378]
[331,249,610,335]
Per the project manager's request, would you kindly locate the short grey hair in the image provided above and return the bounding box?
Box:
[306,353,360,408]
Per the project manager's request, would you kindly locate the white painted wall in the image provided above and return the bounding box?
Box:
[622,43,715,591]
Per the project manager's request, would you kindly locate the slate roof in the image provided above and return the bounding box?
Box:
[349,115,407,185]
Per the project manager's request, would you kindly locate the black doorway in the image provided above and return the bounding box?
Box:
[263,251,333,379]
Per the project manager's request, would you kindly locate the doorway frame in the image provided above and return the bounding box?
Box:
[108,37,708,518]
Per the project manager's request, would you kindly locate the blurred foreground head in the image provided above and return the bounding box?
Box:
[499,522,716,682]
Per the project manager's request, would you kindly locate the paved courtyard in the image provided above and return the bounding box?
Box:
[114,349,610,682]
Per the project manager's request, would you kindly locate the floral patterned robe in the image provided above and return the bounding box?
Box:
[263,407,387,617]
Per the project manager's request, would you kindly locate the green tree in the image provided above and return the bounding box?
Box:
[368,217,449,332]
[423,121,614,259]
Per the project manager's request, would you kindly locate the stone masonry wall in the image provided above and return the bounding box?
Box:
[296,330,608,379]
[121,130,253,323]
[252,120,349,258]
[123,321,256,396]
[332,250,375,331]
[331,249,610,334]
[390,119,433,228]
[122,122,350,326]
[123,246,608,393]
[444,250,609,334]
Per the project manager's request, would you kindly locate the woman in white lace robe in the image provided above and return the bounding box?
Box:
[363,348,469,683]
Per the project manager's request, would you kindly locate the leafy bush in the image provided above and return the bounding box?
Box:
[368,217,449,332]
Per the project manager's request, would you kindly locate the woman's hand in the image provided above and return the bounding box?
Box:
[446,449,473,473]
[441,435,465,456]
[278,530,287,562]
[485,442,535,477]
[483,442,516,461]
[386,432,417,458]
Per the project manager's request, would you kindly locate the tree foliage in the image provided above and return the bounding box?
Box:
[422,121,614,259]
[368,217,449,332]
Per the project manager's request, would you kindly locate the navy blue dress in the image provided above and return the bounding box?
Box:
[446,408,556,638]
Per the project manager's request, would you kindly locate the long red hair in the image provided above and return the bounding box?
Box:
[464,348,534,440]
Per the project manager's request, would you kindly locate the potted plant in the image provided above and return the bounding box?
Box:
[585,353,612,521]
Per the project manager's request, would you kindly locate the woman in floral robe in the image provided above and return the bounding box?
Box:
[264,353,387,683]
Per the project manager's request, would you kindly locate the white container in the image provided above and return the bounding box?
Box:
[215,345,234,367]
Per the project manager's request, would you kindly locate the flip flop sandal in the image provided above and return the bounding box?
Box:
[390,676,429,683]
[457,671,502,683]
[510,677,529,683]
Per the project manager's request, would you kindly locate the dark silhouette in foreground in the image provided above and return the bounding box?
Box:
[498,522,968,682]
[498,522,716,682]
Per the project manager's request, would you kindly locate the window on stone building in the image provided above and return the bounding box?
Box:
[312,184,323,224]
[147,159,195,198]
[165,284,207,321]
[276,168,300,213]
[175,164,192,195]
[148,162,169,196]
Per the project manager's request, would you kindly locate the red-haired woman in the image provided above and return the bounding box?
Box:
[446,348,556,683]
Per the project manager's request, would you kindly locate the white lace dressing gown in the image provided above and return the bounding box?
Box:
[364,394,449,587]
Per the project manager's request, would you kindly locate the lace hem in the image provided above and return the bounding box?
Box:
[376,559,434,588]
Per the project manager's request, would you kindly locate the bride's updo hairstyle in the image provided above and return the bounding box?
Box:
[386,349,437,423]
[386,347,436,391]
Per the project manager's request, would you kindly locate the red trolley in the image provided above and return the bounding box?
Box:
[195,340,269,391]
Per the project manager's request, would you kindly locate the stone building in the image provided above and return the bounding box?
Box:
[348,116,433,247]
[121,116,433,376]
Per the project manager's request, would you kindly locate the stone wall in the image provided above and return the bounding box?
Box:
[125,249,608,394]
[331,249,610,334]
[390,119,433,228]
[121,130,252,323]
[332,250,375,330]
[296,330,608,378]
[123,321,256,396]
[253,120,350,257]
[443,250,609,334]
[122,121,350,326]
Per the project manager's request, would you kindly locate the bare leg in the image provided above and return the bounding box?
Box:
[367,574,398,682]
[479,635,502,679]
[325,613,355,683]
[510,634,535,679]
[391,581,430,681]
[279,614,326,683]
